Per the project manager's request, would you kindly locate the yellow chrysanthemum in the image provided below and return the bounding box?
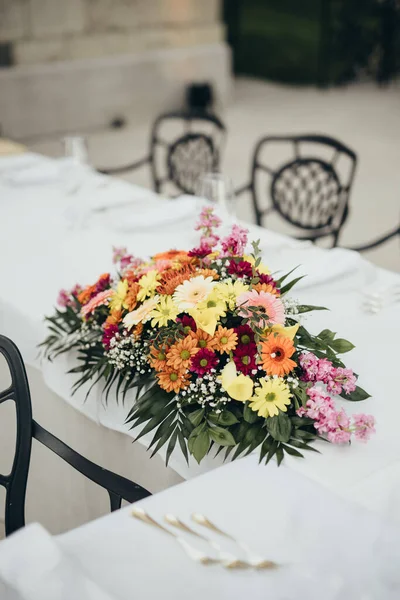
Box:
[109,280,128,312]
[137,270,161,301]
[220,361,254,401]
[243,254,270,275]
[249,378,291,418]
[196,289,227,317]
[150,295,179,328]
[214,280,249,310]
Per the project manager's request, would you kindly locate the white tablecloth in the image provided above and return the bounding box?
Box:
[1,153,400,527]
[0,457,399,600]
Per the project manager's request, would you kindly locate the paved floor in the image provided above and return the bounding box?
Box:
[29,78,400,272]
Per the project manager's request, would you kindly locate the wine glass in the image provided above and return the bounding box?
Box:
[195,173,236,220]
[62,135,89,164]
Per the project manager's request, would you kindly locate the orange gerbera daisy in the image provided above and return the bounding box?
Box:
[106,309,123,325]
[124,282,140,311]
[189,329,216,350]
[197,268,220,281]
[149,344,170,371]
[156,264,196,295]
[78,284,96,305]
[213,326,238,354]
[166,336,199,370]
[132,323,144,339]
[157,368,191,394]
[153,250,188,262]
[260,333,297,377]
[253,282,280,296]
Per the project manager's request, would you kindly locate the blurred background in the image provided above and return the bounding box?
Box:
[1,0,399,270]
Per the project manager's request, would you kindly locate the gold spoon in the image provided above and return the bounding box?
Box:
[131,507,217,565]
[191,513,278,570]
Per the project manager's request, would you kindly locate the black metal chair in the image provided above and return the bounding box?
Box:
[348,223,400,252]
[237,134,357,247]
[0,335,151,537]
[99,110,226,196]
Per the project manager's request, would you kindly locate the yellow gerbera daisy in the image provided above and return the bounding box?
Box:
[137,270,161,301]
[109,280,128,312]
[150,295,179,328]
[249,378,291,418]
[214,280,249,310]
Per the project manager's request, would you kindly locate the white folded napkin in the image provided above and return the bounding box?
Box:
[103,196,200,232]
[0,524,116,600]
[2,157,82,186]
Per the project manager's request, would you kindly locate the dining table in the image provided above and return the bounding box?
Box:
[0,152,399,535]
[0,456,399,600]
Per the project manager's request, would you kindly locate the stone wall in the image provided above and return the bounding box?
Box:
[0,0,224,65]
[0,1,230,139]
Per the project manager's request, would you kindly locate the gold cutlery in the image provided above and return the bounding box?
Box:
[191,512,278,570]
[131,507,217,565]
[164,514,250,569]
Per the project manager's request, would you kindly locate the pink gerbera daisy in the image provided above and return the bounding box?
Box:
[190,348,219,376]
[81,289,113,317]
[236,290,285,326]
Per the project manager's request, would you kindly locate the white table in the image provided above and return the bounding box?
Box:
[1,153,400,533]
[0,457,399,600]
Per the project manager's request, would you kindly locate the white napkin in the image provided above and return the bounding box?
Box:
[1,157,81,186]
[0,524,116,600]
[103,196,200,232]
[266,245,369,291]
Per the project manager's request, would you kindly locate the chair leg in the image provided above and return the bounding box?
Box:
[108,491,122,512]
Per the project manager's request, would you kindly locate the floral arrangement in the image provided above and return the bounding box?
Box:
[42,207,375,466]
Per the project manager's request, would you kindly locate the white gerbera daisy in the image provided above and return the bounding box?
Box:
[173,276,215,310]
[123,296,160,329]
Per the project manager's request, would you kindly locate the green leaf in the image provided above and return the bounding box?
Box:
[265,439,279,464]
[281,443,304,458]
[329,338,355,354]
[297,305,328,314]
[340,385,371,401]
[243,403,259,424]
[280,275,305,295]
[188,408,205,427]
[318,329,336,342]
[208,410,239,426]
[208,425,236,447]
[165,427,178,466]
[177,429,189,465]
[191,431,210,464]
[259,436,272,463]
[276,446,284,466]
[275,265,299,286]
[266,411,292,443]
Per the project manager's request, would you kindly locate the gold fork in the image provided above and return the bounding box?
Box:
[164,514,250,569]
[191,512,278,569]
[131,507,217,566]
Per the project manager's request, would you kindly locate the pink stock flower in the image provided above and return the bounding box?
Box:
[195,206,222,231]
[220,224,249,257]
[353,414,376,442]
[299,352,319,381]
[112,246,128,264]
[327,429,352,444]
[81,289,113,318]
[316,358,335,383]
[57,284,82,308]
[200,233,220,248]
[333,367,357,395]
[237,290,285,326]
